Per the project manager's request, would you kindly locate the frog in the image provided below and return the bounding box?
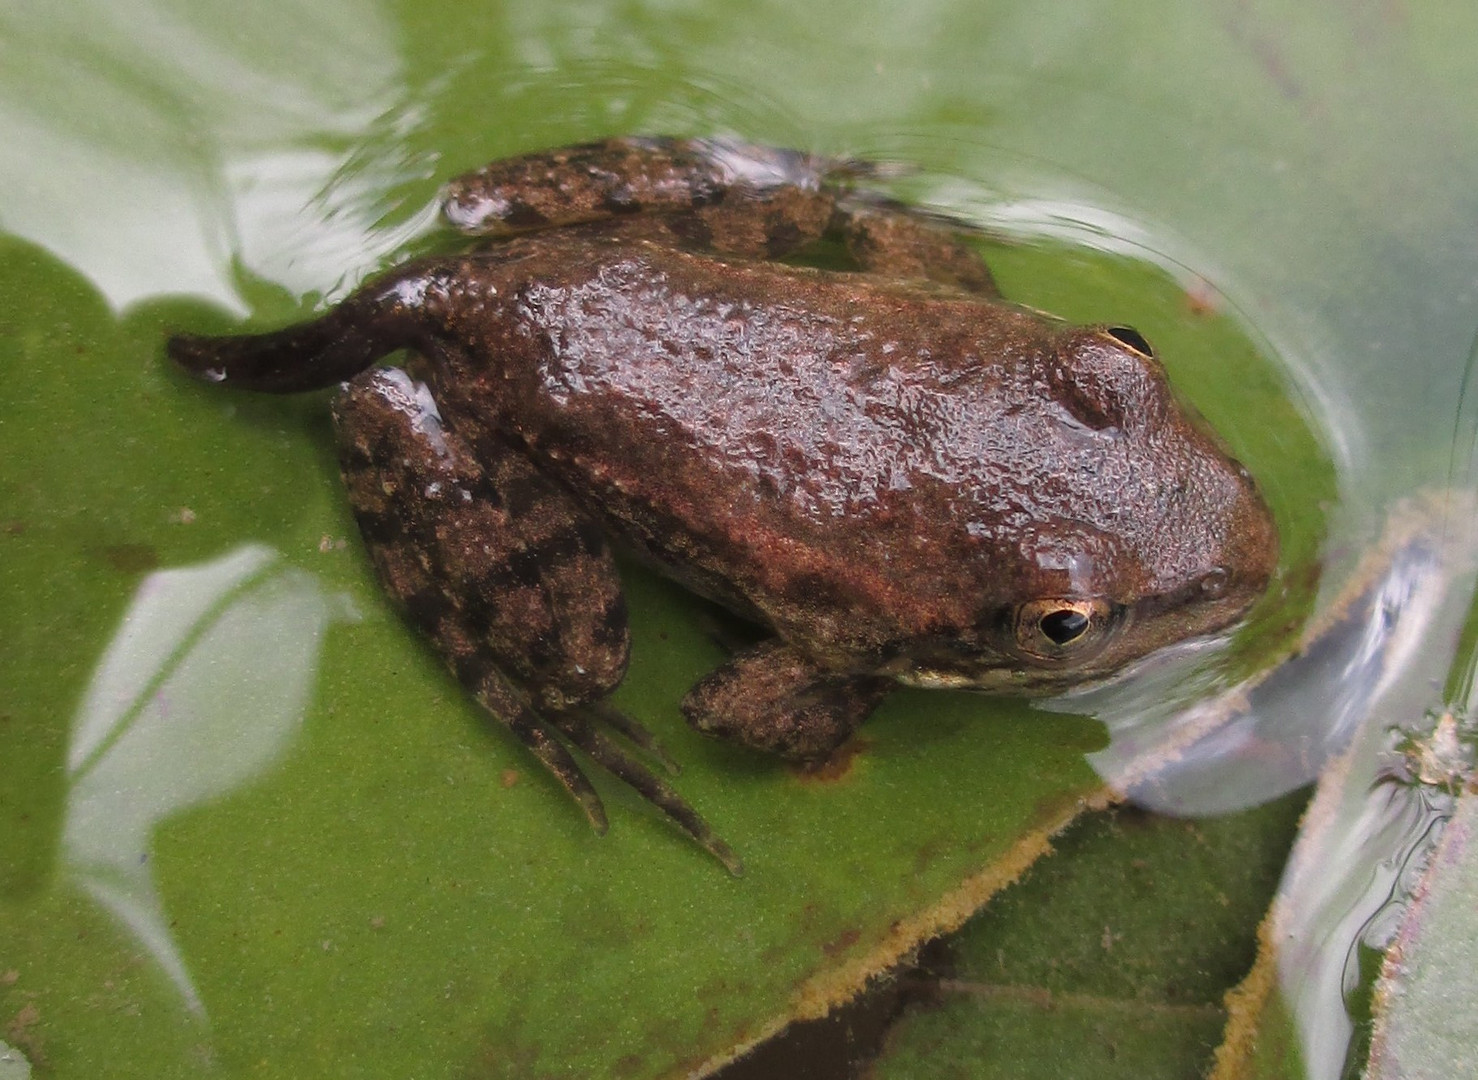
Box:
[168,136,1279,873]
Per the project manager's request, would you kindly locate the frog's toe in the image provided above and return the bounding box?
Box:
[474,663,740,874]
[478,676,610,834]
[581,700,681,776]
[553,707,743,876]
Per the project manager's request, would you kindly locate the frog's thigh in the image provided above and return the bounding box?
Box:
[443,135,836,237]
[331,367,629,710]
[678,185,838,259]
[681,640,893,761]
[835,198,999,295]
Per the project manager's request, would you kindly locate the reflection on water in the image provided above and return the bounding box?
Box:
[1244,322,1478,1078]
[0,1040,30,1079]
[0,0,420,313]
[63,545,352,1015]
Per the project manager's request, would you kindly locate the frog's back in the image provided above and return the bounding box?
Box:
[422,232,1255,664]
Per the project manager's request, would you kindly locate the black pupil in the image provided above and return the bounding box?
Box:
[1039,608,1090,645]
[1106,326,1154,357]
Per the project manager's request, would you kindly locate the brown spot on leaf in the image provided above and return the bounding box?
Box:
[912,835,947,876]
[790,736,872,784]
[91,543,159,574]
[820,927,862,958]
[4,1001,43,1065]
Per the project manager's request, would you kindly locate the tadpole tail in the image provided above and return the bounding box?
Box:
[167,264,447,393]
[168,306,393,393]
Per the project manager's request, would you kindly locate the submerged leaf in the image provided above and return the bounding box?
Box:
[868,793,1307,1080]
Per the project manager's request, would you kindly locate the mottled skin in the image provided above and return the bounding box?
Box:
[170,137,1278,871]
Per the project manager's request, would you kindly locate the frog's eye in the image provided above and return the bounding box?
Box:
[1104,325,1155,359]
[1011,598,1117,661]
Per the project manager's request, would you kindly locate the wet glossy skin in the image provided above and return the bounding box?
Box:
[170,137,1278,870]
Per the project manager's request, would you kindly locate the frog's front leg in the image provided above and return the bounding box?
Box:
[682,640,893,762]
[334,366,741,873]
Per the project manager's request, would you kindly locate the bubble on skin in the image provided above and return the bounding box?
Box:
[443,184,517,233]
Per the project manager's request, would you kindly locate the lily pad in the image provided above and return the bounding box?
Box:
[0,172,1308,1078]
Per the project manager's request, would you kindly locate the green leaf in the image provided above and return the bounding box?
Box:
[868,792,1308,1079]
[0,179,1306,1080]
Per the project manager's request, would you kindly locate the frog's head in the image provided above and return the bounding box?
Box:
[897,322,1278,696]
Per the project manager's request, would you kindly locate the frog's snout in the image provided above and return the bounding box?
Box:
[1225,465,1280,597]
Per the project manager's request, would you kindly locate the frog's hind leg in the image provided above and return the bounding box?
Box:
[334,366,740,873]
[442,135,991,278]
[831,196,1000,295]
[445,135,849,263]
[442,135,847,239]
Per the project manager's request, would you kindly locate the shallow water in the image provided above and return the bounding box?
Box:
[4,2,1478,1077]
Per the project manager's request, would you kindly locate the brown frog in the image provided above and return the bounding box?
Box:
[169,137,1278,873]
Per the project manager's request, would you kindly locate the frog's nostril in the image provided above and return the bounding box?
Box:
[1198,567,1230,599]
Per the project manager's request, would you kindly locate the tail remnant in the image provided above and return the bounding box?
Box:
[168,262,451,393]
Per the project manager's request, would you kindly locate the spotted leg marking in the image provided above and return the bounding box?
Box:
[833,195,1000,294]
[332,365,741,873]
